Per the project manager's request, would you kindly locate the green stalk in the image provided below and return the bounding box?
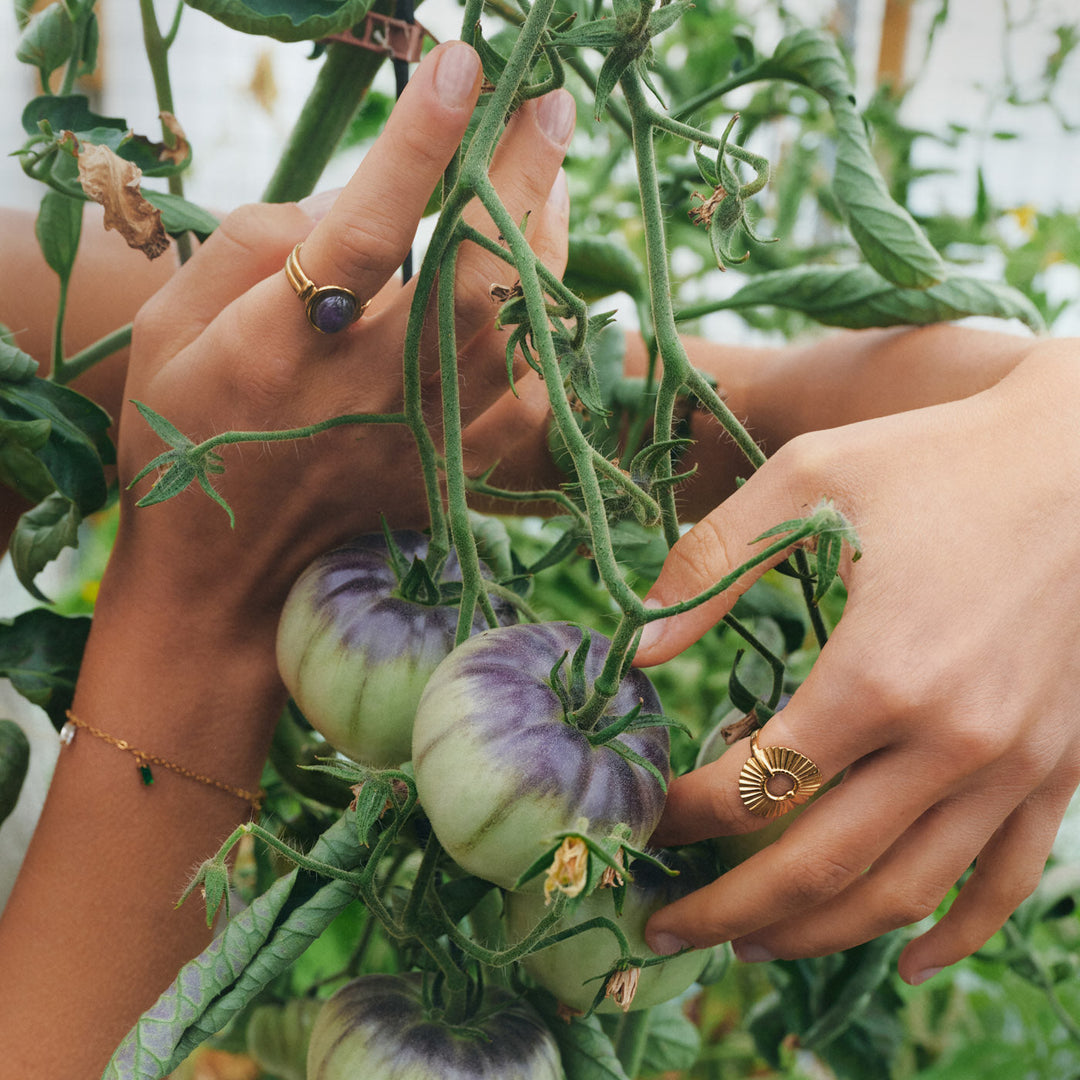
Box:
[262,43,388,204]
[139,0,192,263]
[436,236,500,640]
[53,322,132,385]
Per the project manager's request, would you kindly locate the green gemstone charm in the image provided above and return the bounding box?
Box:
[139,763,154,786]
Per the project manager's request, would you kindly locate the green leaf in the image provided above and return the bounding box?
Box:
[15,2,75,83]
[0,719,31,828]
[0,338,39,381]
[21,94,126,140]
[184,0,375,42]
[15,0,35,31]
[756,29,945,287]
[705,264,1045,332]
[0,416,56,506]
[35,188,83,283]
[634,995,702,1075]
[104,813,366,1079]
[0,607,91,729]
[142,191,219,241]
[9,492,83,603]
[0,376,113,513]
[528,990,631,1080]
[563,235,646,304]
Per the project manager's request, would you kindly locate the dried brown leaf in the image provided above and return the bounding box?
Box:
[157,111,190,166]
[74,139,170,260]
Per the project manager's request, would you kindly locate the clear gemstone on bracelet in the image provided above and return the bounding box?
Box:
[59,720,77,746]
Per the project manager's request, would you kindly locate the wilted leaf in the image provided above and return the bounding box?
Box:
[74,140,170,259]
[156,112,190,166]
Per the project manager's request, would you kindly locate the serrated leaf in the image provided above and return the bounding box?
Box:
[709,263,1044,332]
[184,0,374,42]
[9,492,83,603]
[104,813,365,1079]
[0,606,91,728]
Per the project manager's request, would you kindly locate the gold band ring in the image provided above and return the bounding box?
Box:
[738,732,823,818]
[285,242,369,334]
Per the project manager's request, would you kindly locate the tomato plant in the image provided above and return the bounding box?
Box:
[305,972,562,1080]
[276,530,514,767]
[5,2,1079,1080]
[412,621,670,890]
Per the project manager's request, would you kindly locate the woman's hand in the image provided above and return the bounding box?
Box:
[634,340,1080,984]
[114,40,573,623]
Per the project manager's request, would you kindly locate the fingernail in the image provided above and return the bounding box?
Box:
[909,966,942,986]
[636,597,667,656]
[733,941,775,964]
[298,189,340,223]
[647,931,690,957]
[434,43,481,108]
[546,169,569,216]
[537,89,576,145]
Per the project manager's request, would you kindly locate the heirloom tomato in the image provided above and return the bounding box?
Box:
[245,997,321,1080]
[276,532,514,768]
[306,972,561,1080]
[504,855,710,1014]
[412,622,670,889]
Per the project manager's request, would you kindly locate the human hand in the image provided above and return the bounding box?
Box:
[113,41,573,623]
[634,343,1080,983]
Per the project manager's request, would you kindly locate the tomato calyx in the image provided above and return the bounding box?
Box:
[514,820,678,902]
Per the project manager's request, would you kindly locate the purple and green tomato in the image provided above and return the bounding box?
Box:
[276,532,514,768]
[306,973,561,1080]
[411,622,670,890]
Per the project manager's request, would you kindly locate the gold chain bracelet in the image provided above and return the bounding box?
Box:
[61,711,263,813]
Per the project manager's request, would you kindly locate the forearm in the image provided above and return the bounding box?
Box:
[0,556,283,1078]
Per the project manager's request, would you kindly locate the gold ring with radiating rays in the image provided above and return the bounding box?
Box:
[738,732,823,818]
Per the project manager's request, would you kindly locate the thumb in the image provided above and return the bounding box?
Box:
[635,440,823,666]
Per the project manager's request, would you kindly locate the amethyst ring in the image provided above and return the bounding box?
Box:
[285,242,369,334]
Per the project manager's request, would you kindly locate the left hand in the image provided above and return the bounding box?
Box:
[113,41,573,627]
[633,342,1080,984]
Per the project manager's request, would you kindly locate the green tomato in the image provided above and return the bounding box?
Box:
[245,998,321,1080]
[504,856,711,1014]
[306,973,561,1080]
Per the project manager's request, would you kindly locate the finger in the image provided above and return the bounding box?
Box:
[728,784,1025,960]
[298,41,482,311]
[131,201,314,366]
[898,773,1078,985]
[634,434,836,668]
[451,92,575,355]
[644,745,966,955]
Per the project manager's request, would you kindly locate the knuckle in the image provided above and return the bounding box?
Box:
[783,843,861,909]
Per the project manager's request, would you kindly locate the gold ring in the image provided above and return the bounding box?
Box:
[738,732,823,818]
[285,242,369,334]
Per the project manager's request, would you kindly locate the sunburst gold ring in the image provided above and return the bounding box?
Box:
[738,732,823,818]
[285,242,369,334]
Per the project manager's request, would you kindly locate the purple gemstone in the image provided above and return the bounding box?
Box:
[310,291,357,334]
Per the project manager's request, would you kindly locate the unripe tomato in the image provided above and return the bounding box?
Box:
[412,622,670,890]
[276,532,514,768]
[246,997,321,1080]
[306,973,561,1080]
[504,856,710,1013]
